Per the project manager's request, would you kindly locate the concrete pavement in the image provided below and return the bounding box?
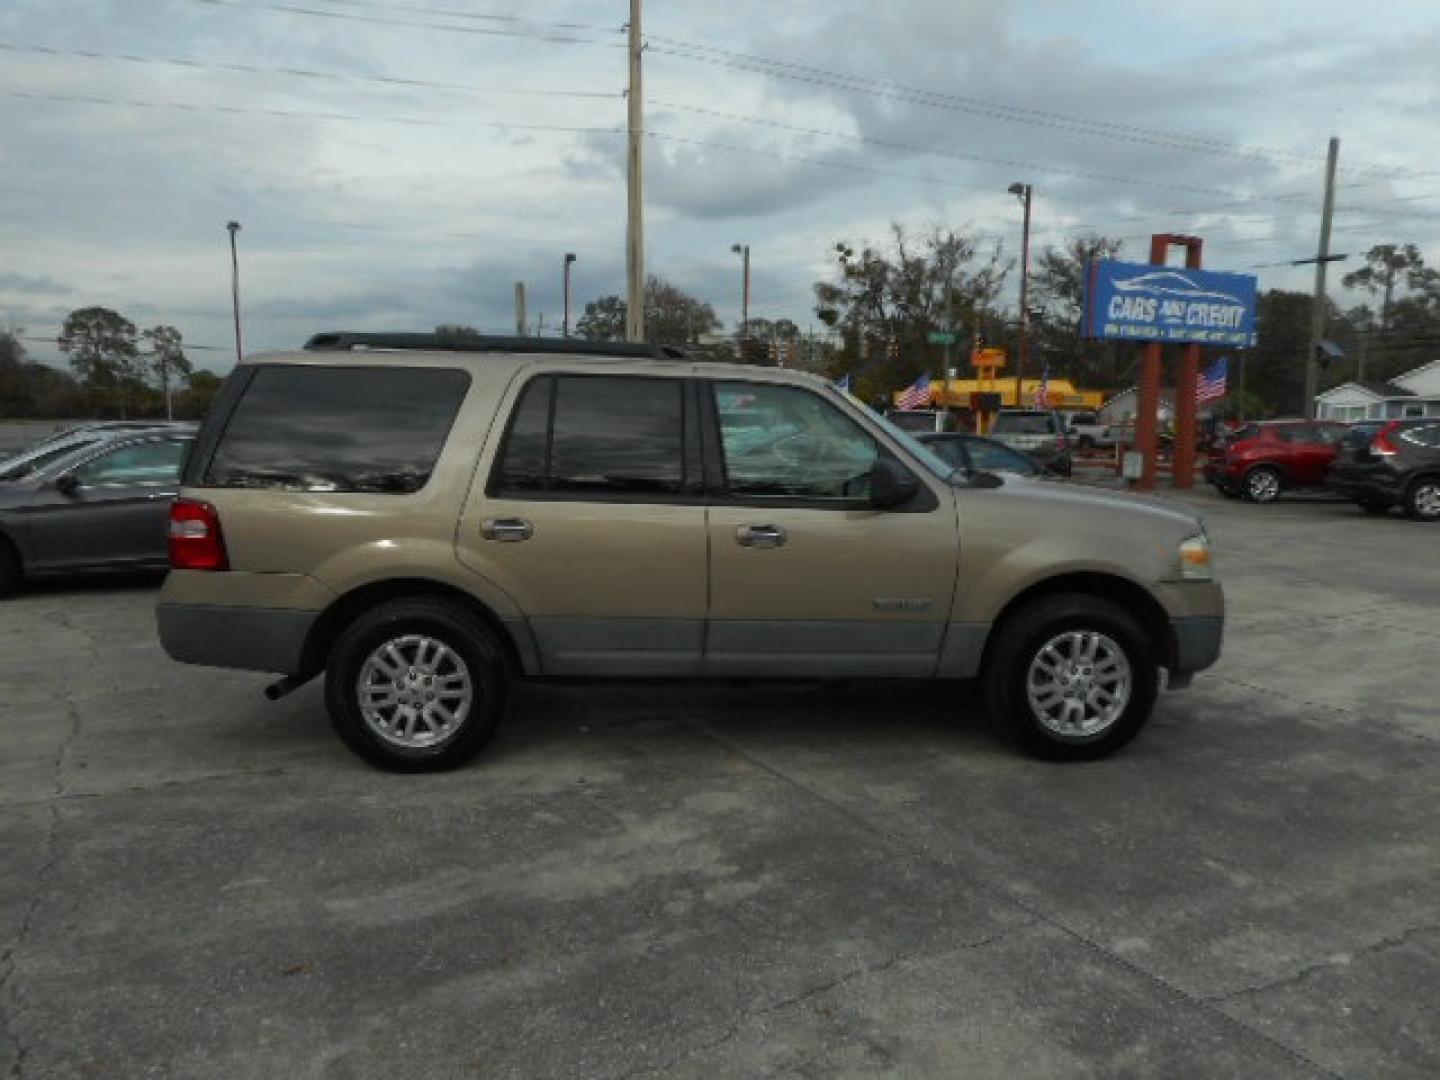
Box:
[1,488,1436,1078]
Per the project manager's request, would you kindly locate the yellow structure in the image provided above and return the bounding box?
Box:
[897,378,1105,410]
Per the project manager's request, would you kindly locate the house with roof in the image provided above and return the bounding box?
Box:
[1315,360,1440,421]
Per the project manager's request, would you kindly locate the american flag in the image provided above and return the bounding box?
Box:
[1197,357,1229,404]
[896,373,932,410]
[1033,367,1050,408]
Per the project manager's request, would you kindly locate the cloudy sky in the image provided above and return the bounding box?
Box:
[2,0,1438,371]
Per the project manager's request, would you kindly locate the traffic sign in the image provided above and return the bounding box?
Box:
[926,331,958,345]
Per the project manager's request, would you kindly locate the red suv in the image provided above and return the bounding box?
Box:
[1205,420,1348,503]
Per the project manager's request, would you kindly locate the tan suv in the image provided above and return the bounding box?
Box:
[158,332,1223,770]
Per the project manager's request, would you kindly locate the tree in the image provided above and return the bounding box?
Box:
[576,295,628,342]
[813,224,1006,401]
[176,369,223,420]
[434,324,485,344]
[1341,244,1428,330]
[1030,235,1127,389]
[59,306,140,417]
[142,325,191,419]
[576,278,722,347]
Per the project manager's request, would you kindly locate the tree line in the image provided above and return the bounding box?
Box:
[5,238,1435,422]
[1,307,223,420]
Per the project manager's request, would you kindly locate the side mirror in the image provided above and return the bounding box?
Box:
[870,458,920,509]
[55,474,80,497]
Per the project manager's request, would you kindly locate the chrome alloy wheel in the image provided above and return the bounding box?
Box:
[1025,631,1133,739]
[1413,481,1440,519]
[356,634,473,749]
[1247,469,1280,502]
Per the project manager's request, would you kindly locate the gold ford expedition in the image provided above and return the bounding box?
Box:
[158,332,1223,771]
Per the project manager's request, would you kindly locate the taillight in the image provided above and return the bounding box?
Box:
[169,498,229,571]
[1371,422,1402,457]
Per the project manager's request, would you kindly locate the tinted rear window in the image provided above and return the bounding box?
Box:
[491,374,686,496]
[992,412,1056,435]
[205,365,469,493]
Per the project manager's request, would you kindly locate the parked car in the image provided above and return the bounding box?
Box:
[989,410,1073,476]
[916,433,1047,477]
[0,422,197,483]
[1327,418,1440,520]
[0,429,195,595]
[157,332,1222,771]
[1204,419,1348,503]
[1061,411,1118,450]
[885,409,958,434]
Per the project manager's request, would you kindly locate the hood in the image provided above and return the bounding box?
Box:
[970,474,1205,534]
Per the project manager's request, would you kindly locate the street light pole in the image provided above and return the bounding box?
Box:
[1008,183,1032,408]
[624,0,645,342]
[562,252,577,338]
[731,243,750,347]
[226,221,243,366]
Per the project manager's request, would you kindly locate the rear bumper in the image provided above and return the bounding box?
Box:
[157,602,317,675]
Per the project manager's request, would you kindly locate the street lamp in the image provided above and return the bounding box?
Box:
[226,221,243,365]
[562,252,577,338]
[1007,182,1032,407]
[730,243,750,343]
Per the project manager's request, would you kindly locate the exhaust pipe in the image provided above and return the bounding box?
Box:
[264,673,314,701]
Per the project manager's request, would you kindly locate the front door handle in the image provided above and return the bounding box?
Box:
[481,518,534,542]
[736,524,786,549]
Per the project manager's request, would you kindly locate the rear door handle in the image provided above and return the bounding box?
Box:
[736,524,786,549]
[481,518,534,542]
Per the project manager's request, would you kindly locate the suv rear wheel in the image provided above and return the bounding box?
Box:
[1402,476,1440,522]
[1242,465,1282,504]
[982,593,1158,760]
[324,597,511,771]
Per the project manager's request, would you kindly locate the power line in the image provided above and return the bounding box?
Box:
[650,100,1316,202]
[190,0,617,46]
[647,38,1440,183]
[4,88,621,134]
[0,41,619,100]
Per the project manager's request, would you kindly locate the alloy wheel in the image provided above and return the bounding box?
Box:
[356,634,474,749]
[1024,630,1133,740]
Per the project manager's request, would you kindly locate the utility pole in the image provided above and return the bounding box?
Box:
[1304,136,1340,419]
[1008,183,1033,407]
[624,0,645,342]
[514,281,527,336]
[731,243,750,346]
[562,253,576,337]
[226,221,242,366]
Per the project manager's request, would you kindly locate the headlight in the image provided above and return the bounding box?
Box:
[1178,533,1213,581]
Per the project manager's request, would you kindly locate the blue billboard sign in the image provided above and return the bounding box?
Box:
[1082,261,1257,346]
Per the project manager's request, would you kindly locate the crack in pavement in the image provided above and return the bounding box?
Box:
[1203,924,1440,1005]
[0,764,295,812]
[1215,675,1438,745]
[676,717,1347,1080]
[1,692,82,1080]
[612,926,1026,1080]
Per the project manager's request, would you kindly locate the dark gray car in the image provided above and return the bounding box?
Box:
[0,430,194,595]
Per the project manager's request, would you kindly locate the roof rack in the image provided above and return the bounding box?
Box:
[303,331,687,360]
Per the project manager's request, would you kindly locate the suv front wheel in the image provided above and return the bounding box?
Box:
[982,593,1158,760]
[325,597,511,771]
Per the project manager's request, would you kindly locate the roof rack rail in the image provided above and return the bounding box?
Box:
[303,331,687,360]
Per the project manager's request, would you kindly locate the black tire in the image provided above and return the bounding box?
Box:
[1402,476,1440,522]
[0,538,20,598]
[1241,465,1283,504]
[1213,482,1238,499]
[1357,500,1391,516]
[324,597,511,772]
[982,593,1159,761]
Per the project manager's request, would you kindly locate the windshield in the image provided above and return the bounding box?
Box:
[840,391,956,479]
[992,412,1057,435]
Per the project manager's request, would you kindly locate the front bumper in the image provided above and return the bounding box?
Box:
[158,602,318,675]
[1169,615,1224,680]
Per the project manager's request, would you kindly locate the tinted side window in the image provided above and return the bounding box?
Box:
[966,439,1037,475]
[205,366,468,493]
[493,377,552,491]
[491,375,685,496]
